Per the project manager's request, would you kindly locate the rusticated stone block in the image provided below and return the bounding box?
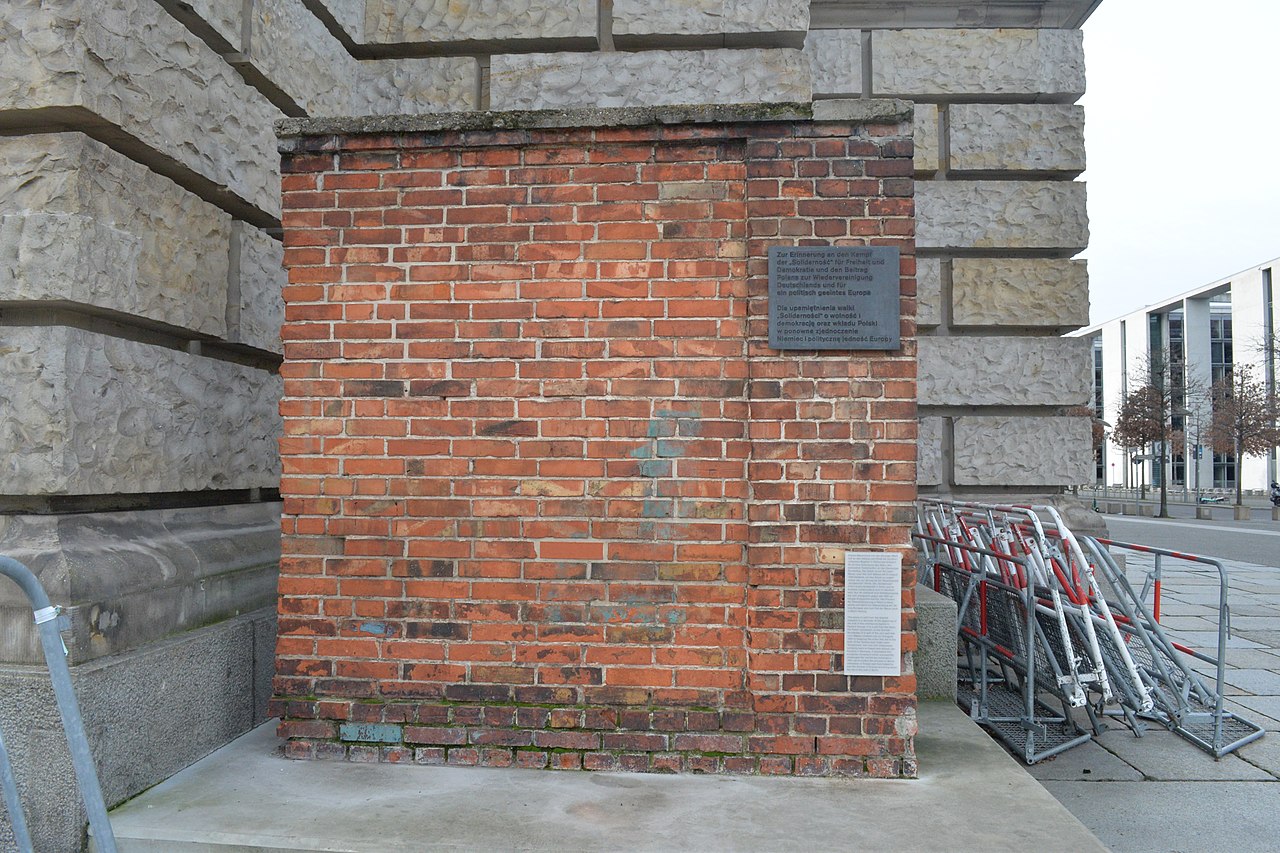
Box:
[949,104,1085,174]
[358,58,480,114]
[490,48,810,110]
[914,102,939,174]
[247,0,349,115]
[804,29,861,96]
[917,416,944,486]
[247,0,478,116]
[365,0,597,47]
[0,133,230,336]
[916,181,1088,251]
[0,326,282,495]
[872,29,1085,101]
[951,258,1089,328]
[0,0,282,218]
[917,336,1090,407]
[614,0,809,44]
[953,416,1092,486]
[916,258,942,326]
[313,0,364,41]
[177,0,244,50]
[234,224,285,354]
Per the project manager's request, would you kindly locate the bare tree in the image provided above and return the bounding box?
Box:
[1205,364,1280,506]
[1111,351,1201,518]
[1241,329,1279,484]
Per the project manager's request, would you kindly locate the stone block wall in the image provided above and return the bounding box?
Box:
[800,19,1095,494]
[273,104,919,777]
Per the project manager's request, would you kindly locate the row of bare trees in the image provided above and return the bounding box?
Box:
[1105,353,1279,517]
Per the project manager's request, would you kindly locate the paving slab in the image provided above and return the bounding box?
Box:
[1041,781,1280,853]
[1235,734,1280,777]
[1089,729,1273,781]
[1024,739,1143,782]
[1224,669,1280,695]
[1170,631,1264,650]
[1230,695,1280,728]
[99,701,1105,853]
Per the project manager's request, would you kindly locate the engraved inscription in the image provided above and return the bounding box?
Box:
[768,246,900,350]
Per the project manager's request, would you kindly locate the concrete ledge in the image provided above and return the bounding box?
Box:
[277,100,913,144]
[914,584,957,701]
[0,503,280,664]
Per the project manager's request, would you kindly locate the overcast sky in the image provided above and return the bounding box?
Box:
[1080,0,1280,324]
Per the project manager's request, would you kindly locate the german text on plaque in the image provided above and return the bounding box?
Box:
[767,246,900,350]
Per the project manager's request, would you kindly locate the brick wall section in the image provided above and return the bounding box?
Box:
[273,107,919,777]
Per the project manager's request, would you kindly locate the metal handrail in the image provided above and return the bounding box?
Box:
[0,555,117,853]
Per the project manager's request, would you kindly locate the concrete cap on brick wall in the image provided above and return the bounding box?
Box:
[275,100,914,149]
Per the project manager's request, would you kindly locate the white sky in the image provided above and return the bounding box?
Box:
[1080,0,1280,324]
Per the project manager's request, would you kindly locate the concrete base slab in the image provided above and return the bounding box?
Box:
[1236,505,1253,521]
[1197,506,1214,520]
[99,702,1105,852]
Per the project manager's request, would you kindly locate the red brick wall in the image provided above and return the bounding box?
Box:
[273,110,919,777]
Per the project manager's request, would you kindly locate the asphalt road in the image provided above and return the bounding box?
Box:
[1102,514,1280,567]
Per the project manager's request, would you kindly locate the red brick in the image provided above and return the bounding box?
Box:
[276,121,918,779]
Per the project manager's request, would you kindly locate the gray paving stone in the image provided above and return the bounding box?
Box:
[1025,740,1143,782]
[1224,669,1280,696]
[1091,729,1273,781]
[1231,696,1280,728]
[1167,631,1262,650]
[1041,781,1280,853]
[1235,735,1280,778]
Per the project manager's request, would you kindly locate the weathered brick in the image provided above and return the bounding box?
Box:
[276,113,918,779]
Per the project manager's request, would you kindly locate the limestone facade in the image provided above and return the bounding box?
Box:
[1,0,1099,847]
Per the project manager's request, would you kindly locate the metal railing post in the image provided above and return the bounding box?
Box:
[0,722,33,853]
[0,556,117,853]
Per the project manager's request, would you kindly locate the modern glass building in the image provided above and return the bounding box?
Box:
[1073,257,1278,494]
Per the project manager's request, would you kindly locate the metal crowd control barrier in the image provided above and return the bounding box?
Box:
[0,555,117,853]
[914,499,1264,764]
[1082,538,1264,758]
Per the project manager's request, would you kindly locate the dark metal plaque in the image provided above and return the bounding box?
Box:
[768,246,900,350]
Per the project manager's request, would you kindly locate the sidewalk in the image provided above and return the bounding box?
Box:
[1027,518,1280,853]
[98,701,1103,852]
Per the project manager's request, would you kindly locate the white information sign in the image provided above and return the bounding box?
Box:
[843,551,902,676]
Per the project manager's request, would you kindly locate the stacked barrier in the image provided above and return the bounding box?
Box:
[914,499,1265,763]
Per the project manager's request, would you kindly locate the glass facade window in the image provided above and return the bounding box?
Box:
[1210,298,1234,488]
[1092,337,1105,483]
[1168,310,1186,486]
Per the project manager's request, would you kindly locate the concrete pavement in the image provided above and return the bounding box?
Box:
[97,700,1104,852]
[1025,513,1280,853]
